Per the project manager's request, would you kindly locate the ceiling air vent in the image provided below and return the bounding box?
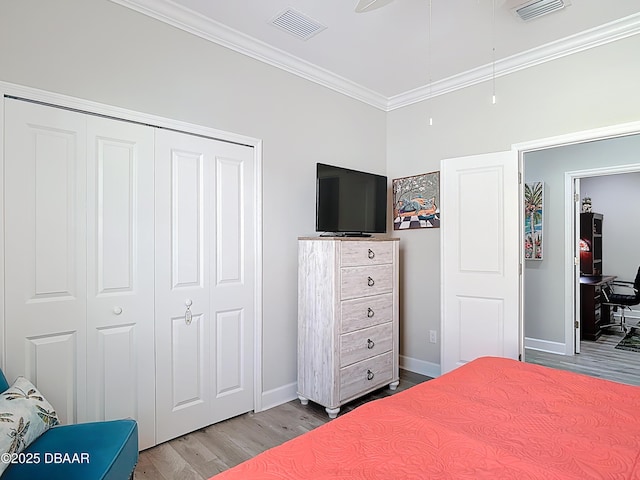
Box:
[510,0,571,22]
[269,8,327,41]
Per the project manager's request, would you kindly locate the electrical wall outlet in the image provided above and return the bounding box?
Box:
[429,330,437,344]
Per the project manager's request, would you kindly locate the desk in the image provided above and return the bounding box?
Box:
[580,275,616,341]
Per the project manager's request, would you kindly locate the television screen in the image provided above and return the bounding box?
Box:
[316,163,387,235]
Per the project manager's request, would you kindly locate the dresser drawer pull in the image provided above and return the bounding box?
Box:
[367,307,375,318]
[367,277,375,287]
[367,338,375,349]
[367,369,375,381]
[368,249,375,259]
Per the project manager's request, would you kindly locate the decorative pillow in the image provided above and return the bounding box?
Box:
[0,377,59,474]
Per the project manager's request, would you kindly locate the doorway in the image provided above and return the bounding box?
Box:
[520,131,640,382]
[571,169,640,354]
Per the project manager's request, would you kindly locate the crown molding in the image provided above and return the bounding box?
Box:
[108,0,389,110]
[109,1,640,112]
[387,12,640,111]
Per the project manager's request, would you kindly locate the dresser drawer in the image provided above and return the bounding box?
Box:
[340,322,393,367]
[341,241,393,267]
[341,264,393,300]
[339,352,393,402]
[341,293,393,333]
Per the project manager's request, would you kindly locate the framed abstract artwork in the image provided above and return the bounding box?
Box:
[524,181,544,260]
[392,171,440,230]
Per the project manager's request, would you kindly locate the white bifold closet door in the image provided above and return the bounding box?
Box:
[4,98,256,449]
[154,129,255,443]
[4,99,156,448]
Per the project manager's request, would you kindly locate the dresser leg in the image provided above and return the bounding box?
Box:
[389,380,400,391]
[298,395,309,406]
[325,407,340,419]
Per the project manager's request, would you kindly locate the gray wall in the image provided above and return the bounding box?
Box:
[581,172,640,320]
[0,0,387,395]
[387,34,640,370]
[2,0,640,385]
[524,136,640,344]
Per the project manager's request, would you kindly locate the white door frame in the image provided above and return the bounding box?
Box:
[514,120,640,357]
[565,164,640,355]
[0,81,265,412]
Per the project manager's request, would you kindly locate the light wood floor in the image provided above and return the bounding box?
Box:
[526,326,640,386]
[134,370,430,480]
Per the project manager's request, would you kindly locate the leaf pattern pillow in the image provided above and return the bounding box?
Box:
[0,377,59,475]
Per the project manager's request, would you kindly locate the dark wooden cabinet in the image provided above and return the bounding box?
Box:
[580,212,603,276]
[580,276,614,341]
[579,212,613,340]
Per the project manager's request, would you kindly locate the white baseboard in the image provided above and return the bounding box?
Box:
[524,337,566,354]
[400,355,441,378]
[259,381,297,412]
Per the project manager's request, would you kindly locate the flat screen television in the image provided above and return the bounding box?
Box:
[316,163,387,236]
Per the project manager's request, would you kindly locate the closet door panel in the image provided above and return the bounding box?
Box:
[155,130,255,442]
[214,309,243,395]
[95,325,136,420]
[4,99,87,423]
[172,150,204,288]
[170,313,206,408]
[25,333,78,425]
[155,130,211,443]
[85,116,155,448]
[215,157,243,284]
[210,145,255,419]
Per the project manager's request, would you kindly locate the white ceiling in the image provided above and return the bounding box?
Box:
[111,0,640,110]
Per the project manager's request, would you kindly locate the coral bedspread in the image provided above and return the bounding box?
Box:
[213,357,640,479]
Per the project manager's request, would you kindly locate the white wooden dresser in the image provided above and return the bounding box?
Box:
[297,237,400,418]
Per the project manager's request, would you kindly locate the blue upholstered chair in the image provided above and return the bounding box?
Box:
[0,369,138,480]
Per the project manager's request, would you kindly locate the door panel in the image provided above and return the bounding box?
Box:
[4,99,87,424]
[25,333,78,425]
[155,129,254,442]
[172,149,205,288]
[209,142,255,422]
[95,324,136,420]
[171,313,206,409]
[155,130,211,443]
[86,116,155,449]
[441,151,521,375]
[215,157,243,284]
[215,309,244,396]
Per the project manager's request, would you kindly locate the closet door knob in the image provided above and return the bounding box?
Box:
[113,306,123,315]
[367,277,375,287]
[368,249,375,259]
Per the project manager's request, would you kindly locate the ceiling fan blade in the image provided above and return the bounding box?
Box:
[355,0,395,13]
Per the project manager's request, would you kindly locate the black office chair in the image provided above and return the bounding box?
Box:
[601,266,640,333]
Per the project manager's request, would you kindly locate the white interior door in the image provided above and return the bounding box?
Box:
[85,116,156,449]
[154,129,255,443]
[4,99,88,424]
[441,150,521,375]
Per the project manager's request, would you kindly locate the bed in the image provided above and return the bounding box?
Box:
[213,357,640,479]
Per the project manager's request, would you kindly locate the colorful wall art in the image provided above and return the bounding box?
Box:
[392,171,440,230]
[524,181,544,260]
